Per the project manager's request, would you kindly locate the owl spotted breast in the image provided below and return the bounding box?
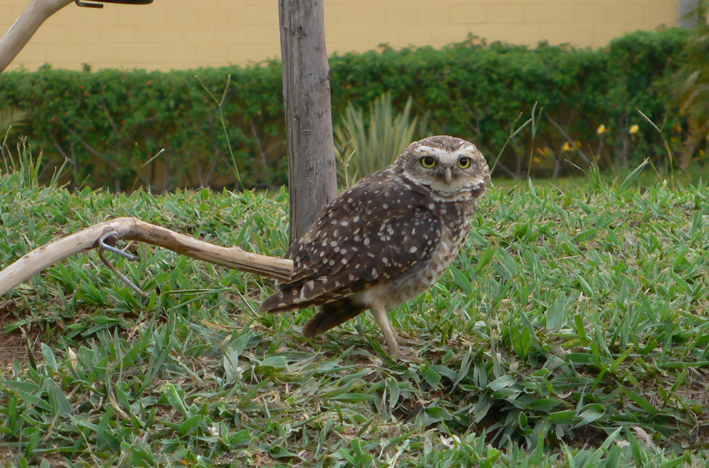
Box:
[260,135,490,359]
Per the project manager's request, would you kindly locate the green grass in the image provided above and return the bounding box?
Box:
[492,161,709,193]
[2,147,709,466]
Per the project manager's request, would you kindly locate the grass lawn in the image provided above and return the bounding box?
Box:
[1,152,709,467]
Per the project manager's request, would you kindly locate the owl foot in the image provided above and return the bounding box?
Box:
[397,346,423,364]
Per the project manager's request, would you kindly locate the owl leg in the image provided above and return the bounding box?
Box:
[369,300,400,360]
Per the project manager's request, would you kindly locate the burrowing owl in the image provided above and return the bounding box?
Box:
[260,135,490,359]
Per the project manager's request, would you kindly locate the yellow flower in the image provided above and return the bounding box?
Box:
[537,147,552,157]
[629,124,639,134]
[562,141,574,152]
[597,124,607,135]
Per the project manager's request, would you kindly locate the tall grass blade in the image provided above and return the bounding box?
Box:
[636,108,675,186]
[196,74,242,189]
[619,158,649,192]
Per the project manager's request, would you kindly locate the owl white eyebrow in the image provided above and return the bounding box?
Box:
[413,146,447,159]
[414,145,476,165]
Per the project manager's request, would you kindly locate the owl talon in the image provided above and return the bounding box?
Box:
[397,347,423,364]
[384,340,400,361]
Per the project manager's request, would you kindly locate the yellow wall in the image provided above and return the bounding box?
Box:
[2,0,680,71]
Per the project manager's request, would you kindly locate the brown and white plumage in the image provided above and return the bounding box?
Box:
[260,135,490,359]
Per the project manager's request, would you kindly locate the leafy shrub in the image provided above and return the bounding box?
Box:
[330,29,691,178]
[0,65,287,192]
[0,28,693,191]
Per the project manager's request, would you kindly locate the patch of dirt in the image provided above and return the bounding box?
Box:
[0,300,40,369]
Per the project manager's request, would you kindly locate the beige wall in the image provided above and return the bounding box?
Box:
[1,0,680,71]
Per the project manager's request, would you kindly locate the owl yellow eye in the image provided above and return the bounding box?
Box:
[458,157,472,169]
[421,156,436,168]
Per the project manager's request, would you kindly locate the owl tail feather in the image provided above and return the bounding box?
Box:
[259,291,294,313]
[303,298,367,337]
[259,289,326,314]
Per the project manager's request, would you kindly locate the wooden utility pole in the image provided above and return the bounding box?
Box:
[278,0,338,244]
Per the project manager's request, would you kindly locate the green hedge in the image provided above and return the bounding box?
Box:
[0,27,692,190]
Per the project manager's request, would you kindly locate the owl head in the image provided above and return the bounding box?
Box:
[396,136,490,201]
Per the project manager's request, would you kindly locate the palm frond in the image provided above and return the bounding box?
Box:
[0,107,29,137]
[334,93,423,187]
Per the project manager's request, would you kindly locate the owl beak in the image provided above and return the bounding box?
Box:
[444,167,453,186]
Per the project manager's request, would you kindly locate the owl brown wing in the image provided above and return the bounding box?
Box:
[259,175,441,313]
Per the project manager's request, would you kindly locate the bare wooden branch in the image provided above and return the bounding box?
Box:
[0,0,74,73]
[0,217,293,296]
